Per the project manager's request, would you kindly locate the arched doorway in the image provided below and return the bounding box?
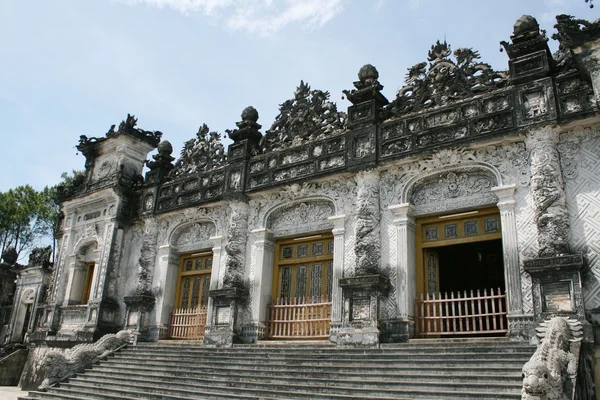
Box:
[263,201,336,340]
[414,208,509,337]
[165,221,217,340]
[11,289,35,343]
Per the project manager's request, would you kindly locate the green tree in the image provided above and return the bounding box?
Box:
[0,185,48,259]
[0,171,84,263]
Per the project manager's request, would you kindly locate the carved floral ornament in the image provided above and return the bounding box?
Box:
[249,178,357,230]
[266,201,335,237]
[169,220,217,248]
[380,147,512,207]
[157,206,227,246]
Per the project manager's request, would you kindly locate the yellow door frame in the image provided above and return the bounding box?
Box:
[272,233,334,301]
[415,207,503,296]
[174,251,213,309]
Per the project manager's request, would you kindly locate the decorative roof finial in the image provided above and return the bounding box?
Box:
[343,64,388,106]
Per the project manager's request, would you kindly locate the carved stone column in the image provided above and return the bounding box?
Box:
[527,126,571,257]
[148,244,175,340]
[204,201,249,347]
[124,219,158,341]
[328,215,346,332]
[389,203,416,341]
[491,185,522,315]
[243,228,274,343]
[203,235,224,334]
[523,126,591,340]
[335,169,389,347]
[491,184,534,338]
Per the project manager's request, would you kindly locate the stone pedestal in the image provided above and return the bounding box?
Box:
[204,287,247,347]
[123,294,155,341]
[524,254,593,342]
[333,274,389,347]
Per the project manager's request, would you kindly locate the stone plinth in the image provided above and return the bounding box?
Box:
[333,274,389,347]
[524,254,593,342]
[204,287,247,347]
[123,294,155,341]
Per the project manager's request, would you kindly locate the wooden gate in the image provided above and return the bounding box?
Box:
[168,307,208,340]
[415,288,507,337]
[266,296,332,339]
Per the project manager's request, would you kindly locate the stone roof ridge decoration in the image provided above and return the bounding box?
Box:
[226,106,263,155]
[553,14,600,48]
[77,114,162,153]
[500,15,549,60]
[259,80,347,153]
[170,124,227,177]
[343,64,389,106]
[388,40,508,116]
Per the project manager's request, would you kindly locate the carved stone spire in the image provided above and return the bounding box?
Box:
[500,15,552,83]
[145,140,175,183]
[343,64,388,106]
[225,106,263,158]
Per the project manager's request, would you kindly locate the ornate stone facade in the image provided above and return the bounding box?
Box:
[12,12,600,397]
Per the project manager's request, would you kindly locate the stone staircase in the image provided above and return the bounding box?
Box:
[22,340,534,400]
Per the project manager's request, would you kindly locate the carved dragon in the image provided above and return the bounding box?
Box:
[522,317,583,400]
[38,330,134,390]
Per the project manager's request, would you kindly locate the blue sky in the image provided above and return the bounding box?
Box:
[0,0,596,192]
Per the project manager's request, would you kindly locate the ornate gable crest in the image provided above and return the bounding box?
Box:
[260,81,347,152]
[389,41,508,115]
[171,124,227,177]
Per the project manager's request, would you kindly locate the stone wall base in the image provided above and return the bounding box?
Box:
[331,325,381,347]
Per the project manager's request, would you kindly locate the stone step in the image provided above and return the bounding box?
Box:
[90,364,523,383]
[127,344,536,355]
[59,377,521,399]
[77,368,523,391]
[141,340,533,350]
[105,359,525,373]
[23,342,532,400]
[114,352,533,364]
[103,359,526,375]
[49,381,411,400]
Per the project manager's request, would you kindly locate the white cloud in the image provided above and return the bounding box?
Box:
[116,0,346,35]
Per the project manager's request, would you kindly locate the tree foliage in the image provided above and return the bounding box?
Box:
[0,171,83,263]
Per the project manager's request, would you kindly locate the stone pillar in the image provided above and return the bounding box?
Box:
[526,126,571,257]
[491,184,534,338]
[150,245,176,339]
[389,203,416,341]
[491,184,522,315]
[335,169,389,347]
[204,201,250,347]
[523,126,591,340]
[244,228,274,342]
[205,234,225,330]
[328,215,346,331]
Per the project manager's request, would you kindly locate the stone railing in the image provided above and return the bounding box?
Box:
[38,329,135,390]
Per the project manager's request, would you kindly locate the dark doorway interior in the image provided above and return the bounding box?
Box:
[438,239,504,294]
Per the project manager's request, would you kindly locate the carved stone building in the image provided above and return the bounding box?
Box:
[13,13,600,390]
